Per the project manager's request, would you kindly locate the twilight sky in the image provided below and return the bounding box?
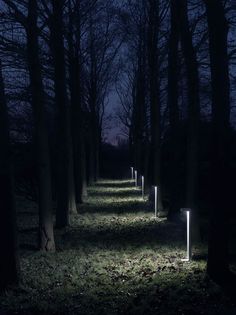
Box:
[105,90,122,145]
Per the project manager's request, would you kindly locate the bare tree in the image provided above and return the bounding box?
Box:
[178,0,201,242]
[67,0,88,203]
[167,0,181,219]
[27,0,56,249]
[147,0,166,216]
[1,0,56,251]
[50,0,77,227]
[0,59,20,290]
[204,0,235,285]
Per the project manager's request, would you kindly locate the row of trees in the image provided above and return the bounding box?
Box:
[117,0,235,285]
[0,0,122,290]
[1,0,235,291]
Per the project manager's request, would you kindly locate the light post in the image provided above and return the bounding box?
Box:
[154,186,158,218]
[181,208,192,261]
[131,167,134,180]
[141,176,144,199]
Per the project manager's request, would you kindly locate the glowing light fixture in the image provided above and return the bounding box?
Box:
[181,208,192,261]
[135,170,138,187]
[154,186,158,218]
[131,167,134,180]
[141,176,144,199]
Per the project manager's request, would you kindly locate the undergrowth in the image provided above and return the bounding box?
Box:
[0,180,235,315]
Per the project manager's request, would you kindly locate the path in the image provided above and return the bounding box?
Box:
[2,179,234,315]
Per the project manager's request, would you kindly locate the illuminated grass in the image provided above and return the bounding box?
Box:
[0,180,235,315]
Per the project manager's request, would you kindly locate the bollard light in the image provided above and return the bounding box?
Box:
[154,186,158,218]
[141,176,144,199]
[181,208,192,261]
[131,167,134,180]
[135,170,138,187]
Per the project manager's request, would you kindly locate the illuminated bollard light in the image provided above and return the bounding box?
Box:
[131,167,134,180]
[141,176,144,199]
[135,170,138,187]
[180,208,192,261]
[154,186,158,218]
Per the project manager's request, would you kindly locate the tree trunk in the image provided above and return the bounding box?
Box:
[80,134,88,199]
[178,0,201,242]
[88,122,96,185]
[51,0,75,227]
[204,0,231,283]
[95,127,101,181]
[68,111,77,214]
[27,0,55,251]
[68,0,87,205]
[168,0,181,219]
[0,59,20,290]
[132,73,143,177]
[147,0,165,216]
[88,15,98,183]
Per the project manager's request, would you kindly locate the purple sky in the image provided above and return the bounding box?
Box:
[105,90,124,145]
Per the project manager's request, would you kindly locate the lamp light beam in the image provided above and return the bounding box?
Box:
[181,208,192,261]
[131,167,134,180]
[141,176,144,199]
[154,186,157,218]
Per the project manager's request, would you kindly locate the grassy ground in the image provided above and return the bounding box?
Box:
[1,179,236,315]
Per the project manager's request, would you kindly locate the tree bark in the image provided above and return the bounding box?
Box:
[168,0,181,219]
[95,127,101,181]
[79,134,88,199]
[178,0,201,242]
[147,0,165,216]
[50,0,76,227]
[26,0,55,251]
[204,0,231,283]
[88,14,101,183]
[68,112,77,214]
[88,121,96,185]
[68,0,87,205]
[0,59,20,290]
[133,66,144,176]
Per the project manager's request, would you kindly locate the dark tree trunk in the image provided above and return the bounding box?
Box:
[88,15,100,183]
[131,3,149,185]
[95,127,101,181]
[26,0,55,251]
[68,0,87,205]
[178,0,201,242]
[88,122,96,185]
[168,0,181,219]
[90,112,99,183]
[0,60,20,290]
[204,0,232,283]
[79,134,88,199]
[51,0,76,227]
[68,113,77,214]
[133,66,144,177]
[147,0,165,216]
[129,127,134,173]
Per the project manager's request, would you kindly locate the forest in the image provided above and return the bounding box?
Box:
[0,0,236,314]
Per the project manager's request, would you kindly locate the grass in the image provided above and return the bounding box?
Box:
[1,179,236,315]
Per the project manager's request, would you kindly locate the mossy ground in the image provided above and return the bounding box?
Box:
[1,180,236,315]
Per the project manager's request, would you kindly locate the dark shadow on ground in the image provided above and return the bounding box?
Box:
[19,243,38,251]
[19,227,38,233]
